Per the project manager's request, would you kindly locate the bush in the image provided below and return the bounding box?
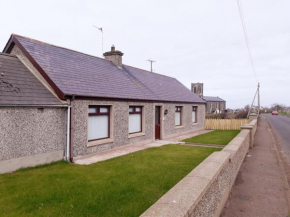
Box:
[206,113,228,119]
[235,110,248,119]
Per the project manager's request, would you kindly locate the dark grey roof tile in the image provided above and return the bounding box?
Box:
[0,53,65,105]
[14,36,205,103]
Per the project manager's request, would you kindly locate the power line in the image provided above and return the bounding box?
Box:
[171,25,290,61]
[227,98,253,102]
[237,0,259,83]
[206,86,255,90]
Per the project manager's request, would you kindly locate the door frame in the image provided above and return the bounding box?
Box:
[153,104,163,141]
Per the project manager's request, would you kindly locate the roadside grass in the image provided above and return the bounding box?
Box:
[280,112,290,116]
[182,130,240,145]
[0,145,220,217]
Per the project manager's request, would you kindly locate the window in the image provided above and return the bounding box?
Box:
[175,106,182,126]
[192,106,197,123]
[129,106,142,134]
[88,106,110,141]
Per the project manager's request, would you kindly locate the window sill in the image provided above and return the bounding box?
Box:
[175,125,184,129]
[87,138,114,147]
[192,123,199,126]
[128,132,145,138]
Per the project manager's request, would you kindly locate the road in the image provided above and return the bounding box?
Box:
[265,113,290,194]
[265,114,290,153]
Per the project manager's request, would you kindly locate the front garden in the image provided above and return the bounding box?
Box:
[182,130,240,145]
[0,145,220,217]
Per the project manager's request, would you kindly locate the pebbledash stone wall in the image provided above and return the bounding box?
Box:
[0,107,67,174]
[141,118,258,217]
[72,100,205,157]
[163,103,205,139]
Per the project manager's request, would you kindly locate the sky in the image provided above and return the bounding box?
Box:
[0,0,290,109]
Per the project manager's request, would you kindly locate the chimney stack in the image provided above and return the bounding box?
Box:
[103,45,124,68]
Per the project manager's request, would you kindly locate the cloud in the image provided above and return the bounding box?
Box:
[0,0,289,108]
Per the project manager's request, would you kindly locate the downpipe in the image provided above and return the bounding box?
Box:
[66,106,71,161]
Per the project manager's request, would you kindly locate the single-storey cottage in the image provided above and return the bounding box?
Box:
[1,34,206,172]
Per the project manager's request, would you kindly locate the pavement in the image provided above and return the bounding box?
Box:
[74,129,211,165]
[221,115,290,217]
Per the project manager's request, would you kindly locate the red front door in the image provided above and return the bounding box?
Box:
[155,106,161,140]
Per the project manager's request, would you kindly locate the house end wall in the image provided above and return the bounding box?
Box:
[0,150,64,174]
[0,107,67,162]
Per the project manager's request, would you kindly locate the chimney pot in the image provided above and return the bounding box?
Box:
[111,45,115,52]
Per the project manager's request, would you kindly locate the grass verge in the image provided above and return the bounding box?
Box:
[0,145,220,217]
[182,130,240,145]
[280,112,290,117]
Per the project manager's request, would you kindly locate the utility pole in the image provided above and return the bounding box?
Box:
[258,82,260,115]
[93,25,104,55]
[147,59,156,72]
[247,83,259,118]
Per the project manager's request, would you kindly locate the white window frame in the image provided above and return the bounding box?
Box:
[175,106,182,126]
[87,106,110,141]
[192,106,197,123]
[129,106,142,134]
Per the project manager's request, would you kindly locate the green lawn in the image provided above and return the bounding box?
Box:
[182,130,240,145]
[0,145,220,217]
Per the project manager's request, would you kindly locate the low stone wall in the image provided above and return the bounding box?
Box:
[141,118,258,217]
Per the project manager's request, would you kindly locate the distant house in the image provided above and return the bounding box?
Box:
[0,34,206,173]
[191,83,226,114]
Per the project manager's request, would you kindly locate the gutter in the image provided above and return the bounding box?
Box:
[0,104,68,107]
[64,94,206,104]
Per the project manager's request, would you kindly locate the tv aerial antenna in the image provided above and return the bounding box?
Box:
[146,59,156,72]
[93,25,104,55]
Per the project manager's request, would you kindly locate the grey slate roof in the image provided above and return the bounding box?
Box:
[12,35,205,103]
[203,96,225,102]
[0,53,65,105]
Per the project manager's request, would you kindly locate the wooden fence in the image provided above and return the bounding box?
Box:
[205,119,249,130]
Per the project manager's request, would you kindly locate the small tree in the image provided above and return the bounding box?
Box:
[234,104,250,119]
[271,103,285,112]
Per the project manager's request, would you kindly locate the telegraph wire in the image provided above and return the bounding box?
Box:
[237,0,259,83]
